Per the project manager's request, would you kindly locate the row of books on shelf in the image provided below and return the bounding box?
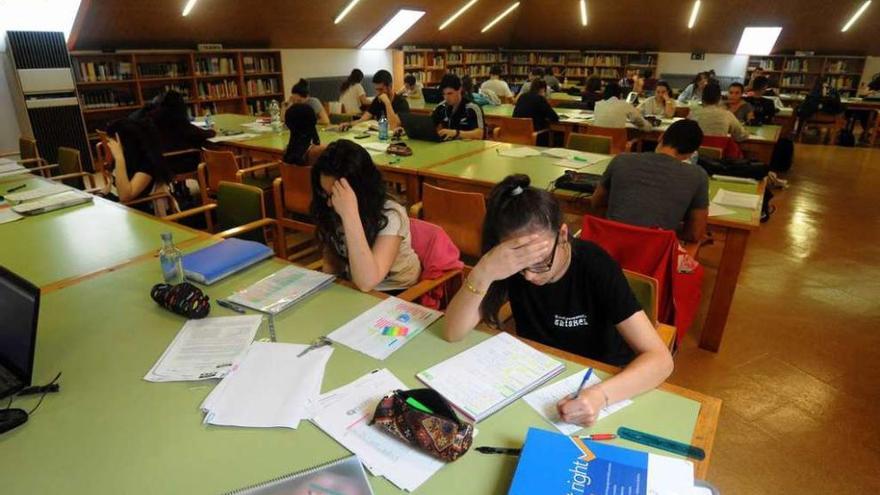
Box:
[197,80,240,99]
[247,99,277,115]
[245,78,280,96]
[784,59,812,72]
[825,76,857,90]
[405,54,427,66]
[80,89,137,109]
[76,61,134,82]
[194,57,237,76]
[143,84,191,101]
[825,60,856,74]
[781,75,810,87]
[447,67,492,78]
[242,55,277,73]
[140,62,189,78]
[753,59,776,70]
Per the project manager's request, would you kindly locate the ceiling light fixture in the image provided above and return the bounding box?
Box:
[439,0,479,30]
[334,0,363,24]
[481,2,520,33]
[361,9,425,50]
[735,27,783,55]
[181,0,198,16]
[841,0,872,31]
[687,0,701,29]
[580,0,588,26]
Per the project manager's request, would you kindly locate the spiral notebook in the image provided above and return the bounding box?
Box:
[416,332,565,422]
[223,455,374,495]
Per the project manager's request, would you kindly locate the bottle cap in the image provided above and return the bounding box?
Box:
[161,232,173,242]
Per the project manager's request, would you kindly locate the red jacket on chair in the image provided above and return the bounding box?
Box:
[701,135,744,159]
[580,216,703,343]
[410,218,464,309]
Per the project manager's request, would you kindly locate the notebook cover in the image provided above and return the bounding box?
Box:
[182,238,273,285]
[223,455,374,495]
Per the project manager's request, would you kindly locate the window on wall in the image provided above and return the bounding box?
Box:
[0,0,82,50]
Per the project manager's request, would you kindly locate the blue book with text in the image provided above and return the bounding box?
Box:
[508,428,694,495]
[182,238,273,285]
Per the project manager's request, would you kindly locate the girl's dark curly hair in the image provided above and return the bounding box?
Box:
[310,139,389,260]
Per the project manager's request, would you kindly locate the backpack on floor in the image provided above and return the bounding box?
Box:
[697,157,769,181]
[770,138,795,172]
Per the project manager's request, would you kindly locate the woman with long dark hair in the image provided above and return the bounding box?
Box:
[283,103,324,166]
[310,140,420,291]
[443,174,672,427]
[339,69,369,115]
[677,71,710,103]
[104,117,175,213]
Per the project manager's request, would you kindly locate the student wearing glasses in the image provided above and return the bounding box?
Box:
[443,174,674,427]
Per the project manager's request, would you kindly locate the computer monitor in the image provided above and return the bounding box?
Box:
[0,266,40,399]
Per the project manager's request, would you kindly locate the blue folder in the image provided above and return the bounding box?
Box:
[182,238,274,285]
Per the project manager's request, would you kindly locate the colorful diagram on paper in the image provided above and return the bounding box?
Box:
[377,317,410,337]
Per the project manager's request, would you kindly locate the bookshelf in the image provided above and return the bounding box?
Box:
[401,47,658,87]
[745,54,865,96]
[70,49,284,139]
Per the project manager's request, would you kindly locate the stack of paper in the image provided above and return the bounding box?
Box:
[200,342,333,428]
[227,265,335,315]
[708,203,736,217]
[144,315,262,382]
[0,210,23,225]
[712,189,761,210]
[522,368,633,435]
[417,332,565,422]
[207,133,259,143]
[11,190,92,215]
[4,183,71,203]
[0,162,27,177]
[328,297,442,360]
[311,369,444,492]
[498,146,542,158]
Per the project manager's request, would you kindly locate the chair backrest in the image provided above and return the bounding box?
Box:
[279,164,314,216]
[583,125,629,154]
[698,146,723,160]
[329,113,354,124]
[19,137,39,162]
[622,269,659,326]
[495,117,538,145]
[673,106,691,118]
[201,148,241,194]
[700,135,743,159]
[566,132,612,154]
[216,181,266,244]
[421,183,486,259]
[56,147,85,188]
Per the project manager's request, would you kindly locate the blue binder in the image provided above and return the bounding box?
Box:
[182,238,274,285]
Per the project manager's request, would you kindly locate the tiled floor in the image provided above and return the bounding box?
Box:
[671,144,880,493]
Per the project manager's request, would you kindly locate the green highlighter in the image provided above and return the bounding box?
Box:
[405,397,434,414]
[617,427,706,460]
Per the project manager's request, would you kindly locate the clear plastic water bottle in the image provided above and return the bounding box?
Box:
[204,109,214,129]
[689,151,699,166]
[159,232,185,284]
[378,115,389,141]
[270,100,282,132]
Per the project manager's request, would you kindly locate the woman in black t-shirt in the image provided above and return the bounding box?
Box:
[104,118,174,213]
[283,103,324,166]
[444,174,673,427]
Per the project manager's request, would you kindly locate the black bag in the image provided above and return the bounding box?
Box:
[697,157,769,181]
[554,170,602,193]
[770,138,795,172]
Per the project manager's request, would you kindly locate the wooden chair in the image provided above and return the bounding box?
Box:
[0,137,55,177]
[566,132,612,154]
[162,148,203,182]
[272,164,319,261]
[199,148,279,200]
[797,113,845,144]
[409,183,486,259]
[673,106,691,118]
[623,270,676,350]
[582,124,640,154]
[50,147,100,192]
[165,181,281,254]
[698,146,724,160]
[494,117,549,146]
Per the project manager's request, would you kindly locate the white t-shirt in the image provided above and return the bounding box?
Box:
[481,77,513,98]
[593,97,653,131]
[340,83,366,114]
[332,200,421,290]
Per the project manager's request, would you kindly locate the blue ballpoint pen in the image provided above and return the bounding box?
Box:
[570,368,594,399]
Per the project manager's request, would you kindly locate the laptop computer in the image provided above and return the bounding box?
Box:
[400,112,443,142]
[0,267,40,400]
[421,87,443,104]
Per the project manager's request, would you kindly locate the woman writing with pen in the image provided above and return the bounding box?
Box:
[443,175,673,427]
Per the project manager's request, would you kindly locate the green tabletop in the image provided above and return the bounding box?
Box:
[0,189,201,288]
[708,178,763,227]
[210,113,498,172]
[1,252,702,494]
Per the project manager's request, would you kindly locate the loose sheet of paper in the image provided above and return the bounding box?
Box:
[712,189,761,210]
[498,146,542,158]
[207,133,259,143]
[522,368,633,435]
[200,342,332,428]
[311,369,444,492]
[708,202,737,217]
[328,297,441,360]
[144,315,262,382]
[0,209,23,224]
[361,142,390,153]
[4,183,70,202]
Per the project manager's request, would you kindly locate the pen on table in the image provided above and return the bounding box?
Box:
[476,446,522,456]
[582,433,616,441]
[570,367,594,399]
[217,299,246,314]
[5,184,26,193]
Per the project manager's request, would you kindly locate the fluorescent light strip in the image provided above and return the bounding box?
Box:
[481,2,520,33]
[688,0,701,29]
[580,0,588,26]
[439,0,479,30]
[334,0,362,24]
[181,0,198,16]
[841,0,872,31]
[362,9,426,50]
